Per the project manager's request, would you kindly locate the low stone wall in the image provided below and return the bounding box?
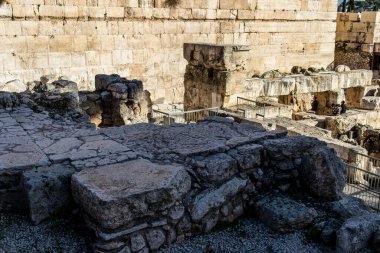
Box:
[68,117,347,252]
[241,70,373,99]
[80,74,152,126]
[0,92,379,253]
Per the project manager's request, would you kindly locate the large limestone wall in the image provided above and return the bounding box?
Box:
[335,11,380,70]
[0,0,338,103]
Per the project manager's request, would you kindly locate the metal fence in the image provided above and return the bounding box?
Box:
[343,153,380,212]
[151,107,220,126]
[236,97,268,118]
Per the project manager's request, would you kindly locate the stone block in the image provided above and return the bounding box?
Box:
[72,159,191,229]
[300,145,347,200]
[184,43,250,71]
[255,195,318,232]
[22,165,75,224]
[190,177,247,222]
[361,96,380,110]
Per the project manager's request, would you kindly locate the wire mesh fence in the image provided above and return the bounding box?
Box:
[343,160,380,212]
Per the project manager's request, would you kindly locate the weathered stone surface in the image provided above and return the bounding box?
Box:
[242,70,372,98]
[263,136,326,160]
[310,218,343,245]
[49,139,130,163]
[22,165,75,224]
[255,195,318,233]
[335,65,351,73]
[95,74,124,91]
[130,233,146,252]
[261,70,283,79]
[195,153,238,185]
[43,137,83,155]
[146,229,166,250]
[72,159,191,229]
[0,136,49,172]
[362,96,380,110]
[326,195,372,219]
[184,43,250,71]
[300,146,346,200]
[228,144,263,170]
[325,116,358,139]
[47,80,78,93]
[0,92,19,110]
[336,214,380,253]
[190,177,247,222]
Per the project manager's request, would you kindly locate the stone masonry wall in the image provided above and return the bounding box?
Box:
[335,11,380,70]
[0,0,338,103]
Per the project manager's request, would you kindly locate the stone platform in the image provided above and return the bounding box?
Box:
[1,98,379,253]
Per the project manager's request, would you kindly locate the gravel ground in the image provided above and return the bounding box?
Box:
[0,213,89,253]
[158,218,333,253]
[0,214,333,253]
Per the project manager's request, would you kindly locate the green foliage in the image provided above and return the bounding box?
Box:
[339,0,380,12]
[353,0,380,11]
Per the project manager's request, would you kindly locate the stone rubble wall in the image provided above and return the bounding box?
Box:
[335,11,380,70]
[80,74,152,126]
[71,118,347,252]
[0,0,338,103]
[0,92,378,253]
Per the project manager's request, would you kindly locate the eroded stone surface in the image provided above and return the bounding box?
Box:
[72,159,191,230]
[255,195,318,233]
[336,214,380,253]
[0,136,49,172]
[22,165,75,224]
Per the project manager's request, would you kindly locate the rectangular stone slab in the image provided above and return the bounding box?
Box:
[71,159,191,230]
[0,136,49,172]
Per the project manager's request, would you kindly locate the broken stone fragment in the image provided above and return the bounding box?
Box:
[95,74,123,91]
[336,214,380,253]
[194,153,238,185]
[261,69,283,79]
[22,165,75,225]
[145,229,166,250]
[300,145,347,200]
[255,195,318,233]
[0,92,19,110]
[335,65,351,73]
[190,177,247,222]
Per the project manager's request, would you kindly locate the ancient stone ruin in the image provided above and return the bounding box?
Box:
[0,88,379,252]
[1,1,380,253]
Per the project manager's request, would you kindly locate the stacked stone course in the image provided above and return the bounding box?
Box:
[0,0,338,103]
[335,11,380,70]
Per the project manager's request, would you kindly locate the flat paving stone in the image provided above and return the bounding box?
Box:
[0,136,49,172]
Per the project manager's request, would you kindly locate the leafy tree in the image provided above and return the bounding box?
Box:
[339,0,380,12]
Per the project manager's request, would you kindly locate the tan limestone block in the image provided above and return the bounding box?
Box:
[106,7,125,18]
[64,6,79,19]
[26,36,49,53]
[88,7,106,19]
[49,35,73,52]
[71,53,86,68]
